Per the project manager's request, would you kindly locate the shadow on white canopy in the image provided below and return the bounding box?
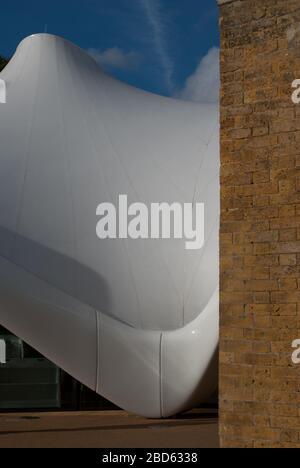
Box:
[0,34,219,417]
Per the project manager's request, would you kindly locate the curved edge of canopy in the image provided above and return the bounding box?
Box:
[0,254,218,418]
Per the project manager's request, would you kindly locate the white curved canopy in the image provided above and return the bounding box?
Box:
[0,34,219,417]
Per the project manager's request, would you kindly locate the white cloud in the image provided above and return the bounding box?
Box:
[140,0,174,93]
[179,47,220,104]
[88,47,141,71]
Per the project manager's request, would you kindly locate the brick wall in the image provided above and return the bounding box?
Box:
[219,0,300,448]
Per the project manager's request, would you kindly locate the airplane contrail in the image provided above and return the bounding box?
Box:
[140,0,174,93]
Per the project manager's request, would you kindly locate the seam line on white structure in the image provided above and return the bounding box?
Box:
[71,50,143,328]
[77,61,146,328]
[95,310,100,392]
[98,82,192,201]
[0,280,91,324]
[12,38,42,258]
[15,35,32,84]
[196,173,220,201]
[0,250,112,320]
[67,45,142,327]
[159,331,163,417]
[182,119,219,324]
[192,119,219,205]
[99,77,185,321]
[55,38,79,296]
[183,217,219,314]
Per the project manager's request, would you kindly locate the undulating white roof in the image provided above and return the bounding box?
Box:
[0,34,219,417]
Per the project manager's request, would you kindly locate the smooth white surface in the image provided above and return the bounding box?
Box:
[161,290,219,417]
[0,256,97,390]
[0,339,5,364]
[98,312,162,418]
[0,79,6,104]
[0,34,219,417]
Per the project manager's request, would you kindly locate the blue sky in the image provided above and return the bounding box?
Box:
[0,0,220,99]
